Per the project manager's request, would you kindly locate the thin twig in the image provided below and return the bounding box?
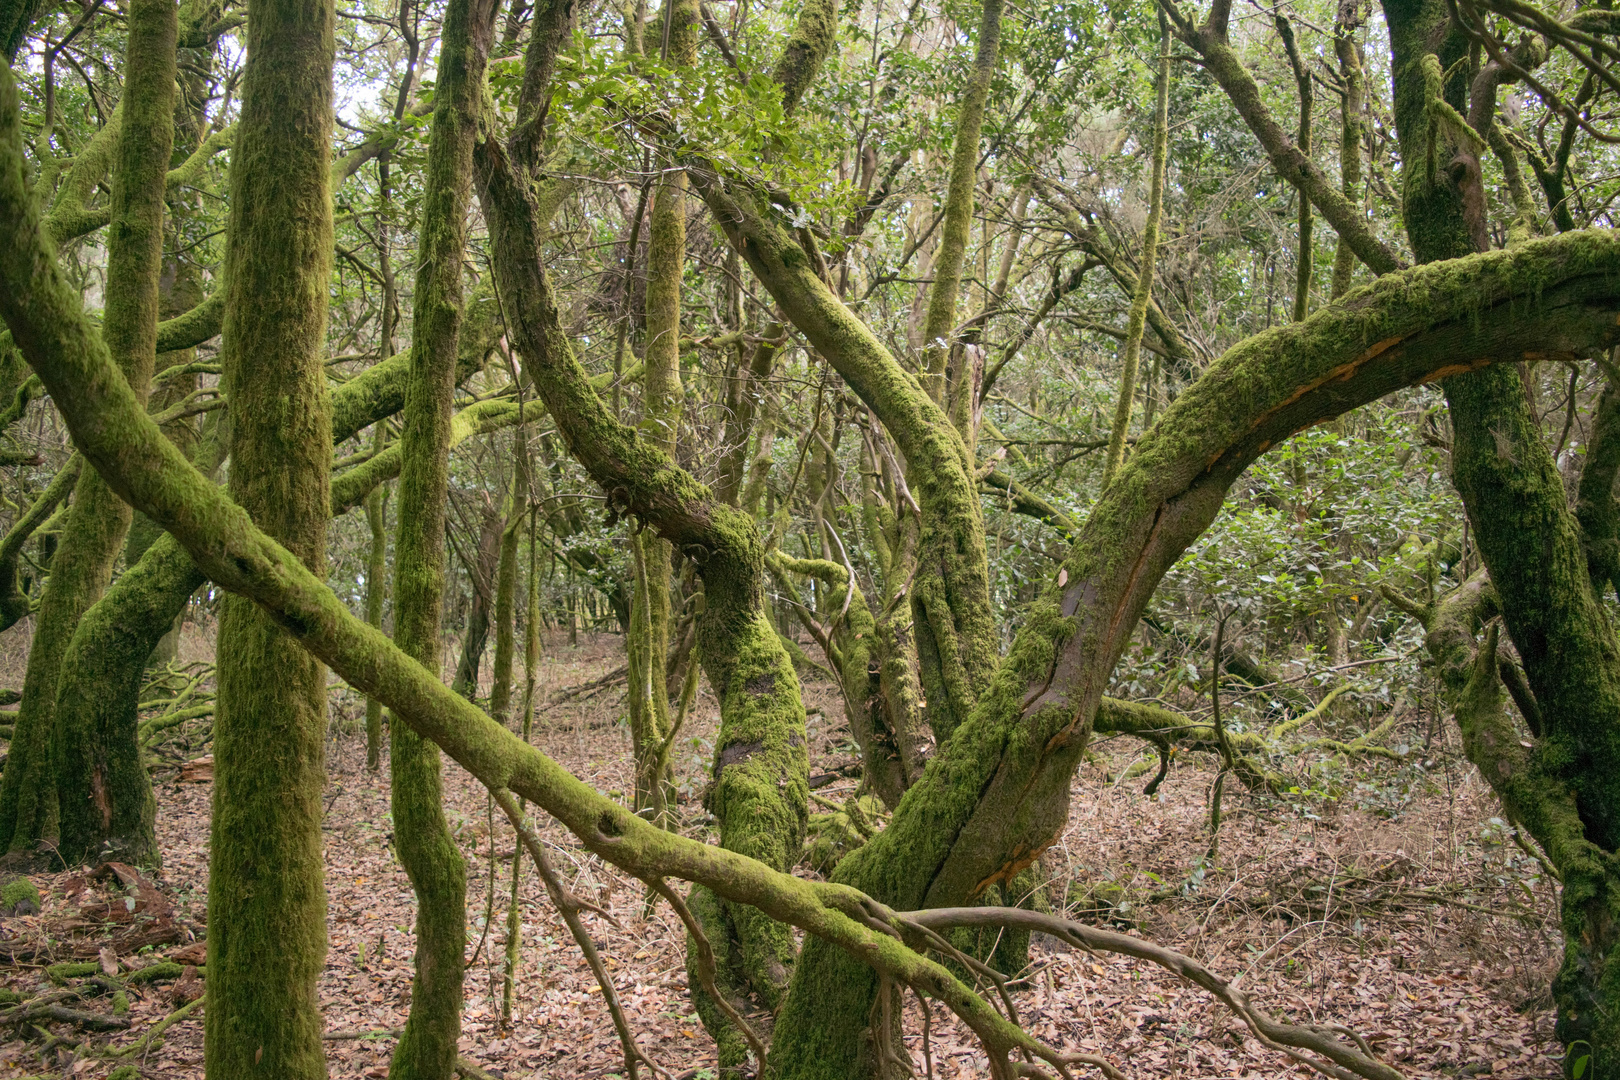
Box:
[490,788,669,1080]
[645,877,770,1069]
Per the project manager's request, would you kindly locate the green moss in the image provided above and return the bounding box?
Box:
[54,534,200,867]
[0,0,176,864]
[46,960,98,986]
[1,876,37,912]
[204,0,336,1076]
[126,960,185,983]
[769,0,836,113]
[364,463,388,770]
[384,0,496,1071]
[489,501,521,724]
[1101,15,1168,487]
[917,0,1002,406]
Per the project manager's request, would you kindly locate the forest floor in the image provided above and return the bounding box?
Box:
[0,628,1566,1080]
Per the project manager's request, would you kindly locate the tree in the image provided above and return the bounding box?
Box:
[3,0,1620,1076]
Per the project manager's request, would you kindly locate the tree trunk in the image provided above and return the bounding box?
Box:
[473,44,809,1066]
[365,472,388,769]
[627,0,694,822]
[387,0,496,1074]
[490,480,523,725]
[205,0,335,1076]
[918,0,1002,413]
[451,500,503,700]
[1329,1,1364,300]
[1382,0,1620,1067]
[10,0,176,863]
[1100,12,1169,489]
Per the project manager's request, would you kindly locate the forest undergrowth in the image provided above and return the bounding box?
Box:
[0,629,1564,1080]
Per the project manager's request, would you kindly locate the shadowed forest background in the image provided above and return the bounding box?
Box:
[0,0,1613,1075]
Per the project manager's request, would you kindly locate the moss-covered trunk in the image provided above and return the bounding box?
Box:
[12,41,1620,1075]
[1329,1,1365,300]
[387,0,497,1075]
[205,0,335,1075]
[626,0,695,821]
[474,53,808,1067]
[365,470,389,768]
[765,229,1620,1077]
[0,0,176,862]
[917,0,1001,414]
[490,482,522,725]
[1375,0,1620,1068]
[1446,367,1620,1071]
[691,164,996,750]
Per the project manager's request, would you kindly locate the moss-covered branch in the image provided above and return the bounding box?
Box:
[0,454,78,631]
[0,59,1081,1080]
[772,230,1620,1076]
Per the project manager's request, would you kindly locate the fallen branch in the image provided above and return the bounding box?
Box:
[1,1000,130,1031]
[546,663,628,704]
[490,787,670,1080]
[892,906,1403,1080]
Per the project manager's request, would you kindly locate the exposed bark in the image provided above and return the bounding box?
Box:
[769,231,1620,1078]
[1379,0,1620,1061]
[716,329,782,508]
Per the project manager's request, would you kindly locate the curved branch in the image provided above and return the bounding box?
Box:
[896,906,1403,1080]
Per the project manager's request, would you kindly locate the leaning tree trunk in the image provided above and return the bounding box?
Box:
[205,0,335,1076]
[0,0,176,862]
[49,0,177,869]
[387,0,496,1075]
[904,0,1002,742]
[755,238,1620,1079]
[472,24,810,1065]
